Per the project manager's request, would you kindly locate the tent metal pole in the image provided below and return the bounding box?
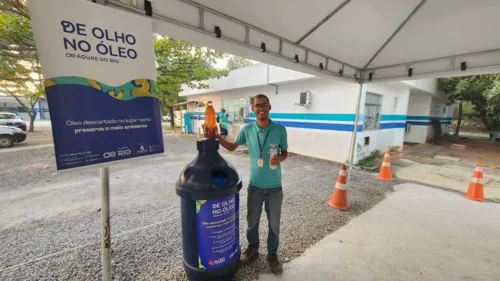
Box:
[363,0,426,69]
[177,0,356,68]
[295,0,351,44]
[347,81,364,180]
[366,62,500,83]
[100,167,111,281]
[365,47,500,72]
[107,0,360,80]
[171,0,360,70]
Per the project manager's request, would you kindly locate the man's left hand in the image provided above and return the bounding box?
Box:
[269,156,284,166]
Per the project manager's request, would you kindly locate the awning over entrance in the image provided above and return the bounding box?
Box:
[104,0,500,83]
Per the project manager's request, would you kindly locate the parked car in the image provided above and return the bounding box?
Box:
[0,125,27,148]
[0,112,27,131]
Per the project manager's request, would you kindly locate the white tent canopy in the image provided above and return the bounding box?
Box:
[97,0,500,172]
[104,0,500,83]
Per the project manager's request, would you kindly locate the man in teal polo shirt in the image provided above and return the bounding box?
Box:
[217,94,288,275]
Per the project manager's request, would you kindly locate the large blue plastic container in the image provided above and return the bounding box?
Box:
[176,139,243,281]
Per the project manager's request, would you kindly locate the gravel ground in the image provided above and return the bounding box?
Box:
[0,133,394,281]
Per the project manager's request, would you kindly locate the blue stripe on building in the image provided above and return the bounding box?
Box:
[250,113,408,122]
[244,113,408,132]
[407,121,431,126]
[407,116,452,121]
[249,113,356,121]
[406,116,452,126]
[380,122,407,129]
[187,111,452,131]
[244,119,363,132]
[381,115,407,121]
[407,121,452,126]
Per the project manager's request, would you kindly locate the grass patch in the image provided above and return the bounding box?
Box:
[389,145,400,153]
[358,150,383,168]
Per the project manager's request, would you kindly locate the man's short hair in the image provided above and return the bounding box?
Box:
[253,94,270,104]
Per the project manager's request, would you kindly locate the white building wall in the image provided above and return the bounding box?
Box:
[405,91,454,143]
[402,79,438,95]
[359,83,410,160]
[265,78,359,163]
[186,78,414,164]
[429,97,453,138]
[181,63,314,96]
[186,78,360,163]
[405,94,431,143]
[180,64,440,163]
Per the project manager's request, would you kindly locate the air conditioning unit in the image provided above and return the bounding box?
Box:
[405,123,412,133]
[295,91,312,107]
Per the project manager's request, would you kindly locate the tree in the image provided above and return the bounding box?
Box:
[485,83,500,132]
[439,74,500,137]
[154,37,229,127]
[0,0,43,132]
[226,56,253,71]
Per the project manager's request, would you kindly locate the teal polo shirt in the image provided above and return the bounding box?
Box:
[235,120,288,188]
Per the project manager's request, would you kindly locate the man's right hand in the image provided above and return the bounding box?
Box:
[203,125,220,139]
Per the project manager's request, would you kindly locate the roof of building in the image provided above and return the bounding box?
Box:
[180,63,316,96]
[180,63,440,97]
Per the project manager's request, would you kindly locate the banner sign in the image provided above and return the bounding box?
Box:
[196,194,240,269]
[27,0,164,171]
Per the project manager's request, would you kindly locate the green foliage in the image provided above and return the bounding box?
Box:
[389,146,400,153]
[154,36,230,117]
[0,1,43,132]
[226,56,253,71]
[485,86,500,131]
[358,150,383,167]
[452,101,477,121]
[439,75,500,134]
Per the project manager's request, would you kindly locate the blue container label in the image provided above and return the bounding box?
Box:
[196,194,239,269]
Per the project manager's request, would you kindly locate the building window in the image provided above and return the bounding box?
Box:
[222,97,247,123]
[364,92,382,130]
[442,106,447,114]
[394,97,398,108]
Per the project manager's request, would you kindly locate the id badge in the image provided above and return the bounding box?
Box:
[257,158,264,168]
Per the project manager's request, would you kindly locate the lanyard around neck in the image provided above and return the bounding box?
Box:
[257,130,270,158]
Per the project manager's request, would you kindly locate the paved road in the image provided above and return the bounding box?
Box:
[259,183,500,281]
[0,133,394,281]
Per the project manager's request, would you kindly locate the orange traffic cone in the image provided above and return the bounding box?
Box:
[377,149,392,181]
[464,163,485,202]
[327,164,349,211]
